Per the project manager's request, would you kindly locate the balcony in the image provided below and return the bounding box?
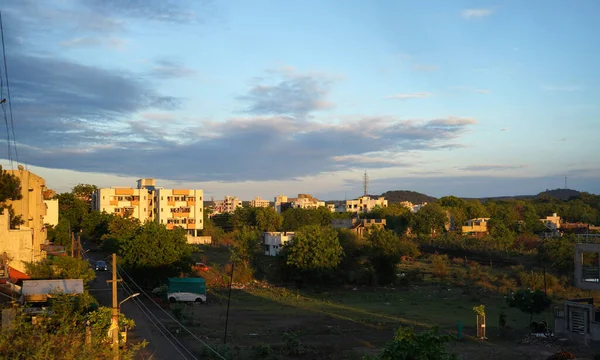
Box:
[168,200,175,206]
[167,224,174,230]
[187,223,196,229]
[173,212,190,218]
[110,199,119,206]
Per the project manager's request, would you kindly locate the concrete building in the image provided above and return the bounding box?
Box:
[212,196,242,214]
[331,218,386,238]
[343,196,388,213]
[43,199,59,227]
[5,168,48,263]
[154,188,204,236]
[541,213,561,230]
[249,196,271,208]
[274,194,325,214]
[461,218,490,235]
[91,179,204,236]
[263,232,294,256]
[0,211,36,274]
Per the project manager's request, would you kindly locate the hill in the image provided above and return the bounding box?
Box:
[537,188,581,201]
[380,190,437,204]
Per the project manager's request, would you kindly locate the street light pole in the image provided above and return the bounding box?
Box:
[107,254,122,360]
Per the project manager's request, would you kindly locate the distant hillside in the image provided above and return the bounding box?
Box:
[381,190,437,204]
[463,195,535,202]
[537,188,581,201]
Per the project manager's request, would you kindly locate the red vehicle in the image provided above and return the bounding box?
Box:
[193,262,211,272]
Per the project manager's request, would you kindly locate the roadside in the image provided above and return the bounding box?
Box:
[84,242,189,360]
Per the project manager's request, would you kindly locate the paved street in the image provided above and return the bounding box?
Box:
[85,244,190,360]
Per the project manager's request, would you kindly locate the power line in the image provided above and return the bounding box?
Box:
[118,272,196,360]
[0,11,18,164]
[117,265,226,360]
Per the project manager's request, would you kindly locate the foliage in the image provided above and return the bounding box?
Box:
[473,304,485,316]
[380,190,437,204]
[282,225,343,279]
[46,218,71,248]
[365,326,459,360]
[413,203,447,236]
[57,192,90,232]
[367,228,419,285]
[255,206,283,232]
[118,221,193,287]
[71,183,98,204]
[0,167,23,227]
[282,331,306,356]
[506,288,552,323]
[231,228,262,267]
[24,256,96,285]
[0,293,143,359]
[540,236,575,274]
[282,207,332,231]
[432,254,449,279]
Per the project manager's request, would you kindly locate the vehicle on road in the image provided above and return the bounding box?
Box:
[167,277,206,303]
[95,260,108,271]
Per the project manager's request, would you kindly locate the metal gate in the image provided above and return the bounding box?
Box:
[570,308,586,335]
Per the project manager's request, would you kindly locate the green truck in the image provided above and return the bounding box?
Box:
[167,278,206,304]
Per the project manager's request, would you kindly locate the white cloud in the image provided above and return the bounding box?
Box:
[461,8,493,19]
[500,128,509,131]
[428,116,477,126]
[475,89,491,94]
[385,92,432,100]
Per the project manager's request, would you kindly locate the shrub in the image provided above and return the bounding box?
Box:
[432,254,449,279]
[366,326,459,360]
[282,331,306,356]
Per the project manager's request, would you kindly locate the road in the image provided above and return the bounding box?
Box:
[84,244,193,360]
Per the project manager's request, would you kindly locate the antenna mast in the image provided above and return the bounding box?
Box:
[363,170,369,197]
[565,176,567,189]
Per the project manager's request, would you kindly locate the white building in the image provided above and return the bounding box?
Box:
[213,196,242,214]
[400,201,428,213]
[274,194,325,214]
[541,213,561,230]
[43,199,59,226]
[91,179,204,236]
[263,232,295,256]
[249,196,271,208]
[343,196,388,213]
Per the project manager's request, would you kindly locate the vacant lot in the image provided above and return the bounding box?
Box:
[170,246,590,359]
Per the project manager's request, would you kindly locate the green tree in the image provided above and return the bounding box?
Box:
[24,256,96,285]
[413,203,447,236]
[367,326,459,360]
[231,206,257,231]
[0,167,23,227]
[71,183,98,205]
[255,206,283,232]
[231,228,262,267]
[46,218,71,248]
[57,192,89,232]
[283,225,343,272]
[282,207,332,231]
[118,221,193,287]
[367,228,420,285]
[506,288,552,324]
[0,293,143,359]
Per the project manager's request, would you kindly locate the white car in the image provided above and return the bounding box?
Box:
[167,291,206,303]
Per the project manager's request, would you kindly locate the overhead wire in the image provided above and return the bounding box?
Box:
[0,11,17,164]
[117,265,226,360]
[117,268,198,360]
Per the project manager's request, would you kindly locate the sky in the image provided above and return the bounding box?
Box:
[0,0,598,200]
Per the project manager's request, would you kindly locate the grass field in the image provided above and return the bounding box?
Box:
[177,246,592,359]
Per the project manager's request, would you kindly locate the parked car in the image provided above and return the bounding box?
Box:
[95,260,108,271]
[167,278,206,303]
[193,262,211,272]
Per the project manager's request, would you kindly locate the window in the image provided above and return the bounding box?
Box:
[102,196,105,200]
[161,208,163,212]
[103,208,105,212]
[144,208,146,212]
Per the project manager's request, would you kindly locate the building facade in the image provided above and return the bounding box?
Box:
[5,168,48,263]
[91,179,204,236]
[541,213,561,230]
[43,199,59,227]
[212,196,242,215]
[249,196,271,208]
[343,196,388,213]
[461,218,490,235]
[263,232,295,256]
[274,194,325,214]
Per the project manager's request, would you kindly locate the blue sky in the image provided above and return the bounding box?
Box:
[0,0,598,200]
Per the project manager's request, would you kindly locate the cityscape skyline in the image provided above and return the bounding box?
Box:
[1,1,599,199]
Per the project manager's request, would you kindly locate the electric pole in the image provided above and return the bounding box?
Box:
[107,253,122,359]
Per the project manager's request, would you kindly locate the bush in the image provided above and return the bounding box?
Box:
[432,254,449,279]
[366,326,459,360]
[282,331,306,356]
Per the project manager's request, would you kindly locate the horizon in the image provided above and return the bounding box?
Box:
[1,1,599,199]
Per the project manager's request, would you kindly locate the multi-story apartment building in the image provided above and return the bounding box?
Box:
[342,195,388,213]
[212,196,242,214]
[43,199,59,226]
[274,194,325,214]
[3,167,49,272]
[399,201,428,213]
[249,196,271,208]
[91,178,204,236]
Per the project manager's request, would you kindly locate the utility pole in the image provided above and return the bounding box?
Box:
[107,254,122,359]
[223,261,235,345]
